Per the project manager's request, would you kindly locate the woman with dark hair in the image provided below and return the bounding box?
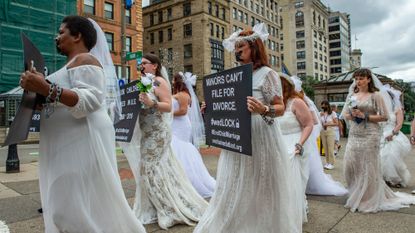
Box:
[170,72,216,198]
[319,100,338,170]
[277,74,313,223]
[122,53,208,230]
[194,24,299,233]
[342,68,415,213]
[20,16,146,232]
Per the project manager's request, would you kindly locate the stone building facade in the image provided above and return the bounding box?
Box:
[280,0,330,80]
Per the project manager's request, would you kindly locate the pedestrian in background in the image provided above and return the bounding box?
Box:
[319,100,338,170]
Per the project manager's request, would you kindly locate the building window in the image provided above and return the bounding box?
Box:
[319,54,322,61]
[215,4,219,17]
[233,8,237,19]
[296,30,305,38]
[314,62,318,69]
[297,62,306,70]
[183,2,191,16]
[105,32,114,51]
[210,23,214,36]
[126,36,131,52]
[238,10,243,22]
[297,51,305,59]
[251,16,255,27]
[216,25,219,38]
[115,65,130,80]
[184,65,193,73]
[222,8,226,20]
[125,9,131,24]
[150,32,154,45]
[208,2,212,14]
[314,51,318,59]
[184,44,192,58]
[221,27,225,39]
[158,30,163,43]
[168,28,172,41]
[167,48,173,61]
[167,8,172,20]
[158,10,163,23]
[296,40,305,49]
[295,11,304,27]
[184,23,192,37]
[314,41,317,48]
[84,0,95,15]
[150,13,154,26]
[295,1,304,8]
[104,2,113,19]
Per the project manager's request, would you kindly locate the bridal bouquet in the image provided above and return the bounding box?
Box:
[137,73,154,93]
[348,96,363,124]
[137,73,155,108]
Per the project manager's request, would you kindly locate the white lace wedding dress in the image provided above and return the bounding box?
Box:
[121,86,208,230]
[277,98,310,223]
[194,66,300,233]
[380,112,411,187]
[171,98,216,198]
[40,64,146,233]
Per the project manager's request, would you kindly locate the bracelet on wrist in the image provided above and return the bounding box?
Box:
[295,143,304,156]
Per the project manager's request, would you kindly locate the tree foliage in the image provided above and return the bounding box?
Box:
[395,80,415,120]
[300,75,319,100]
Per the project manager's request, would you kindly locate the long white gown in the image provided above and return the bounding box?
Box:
[40,64,146,233]
[306,124,348,196]
[276,98,310,223]
[171,98,216,198]
[380,112,411,187]
[194,66,300,233]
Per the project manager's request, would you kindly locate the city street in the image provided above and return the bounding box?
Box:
[1,138,415,233]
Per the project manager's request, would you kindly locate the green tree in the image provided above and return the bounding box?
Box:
[300,75,319,100]
[395,80,415,118]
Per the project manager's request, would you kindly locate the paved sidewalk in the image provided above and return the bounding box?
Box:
[1,139,415,232]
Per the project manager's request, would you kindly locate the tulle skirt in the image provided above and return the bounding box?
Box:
[380,131,412,187]
[171,136,216,198]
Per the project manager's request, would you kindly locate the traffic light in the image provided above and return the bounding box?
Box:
[125,0,134,10]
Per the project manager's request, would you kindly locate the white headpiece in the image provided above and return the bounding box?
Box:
[178,71,205,148]
[88,18,122,123]
[383,84,402,112]
[290,75,303,93]
[223,23,269,52]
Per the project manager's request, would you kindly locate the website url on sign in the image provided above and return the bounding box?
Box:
[212,139,242,152]
[211,129,241,141]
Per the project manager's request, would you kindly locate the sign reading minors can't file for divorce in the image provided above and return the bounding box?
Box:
[203,63,252,156]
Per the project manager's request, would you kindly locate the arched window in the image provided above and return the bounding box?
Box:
[295,11,304,27]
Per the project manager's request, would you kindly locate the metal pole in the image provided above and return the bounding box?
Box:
[6,144,20,173]
[121,1,128,82]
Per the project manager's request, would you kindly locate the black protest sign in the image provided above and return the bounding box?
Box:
[203,63,252,156]
[114,80,141,142]
[29,111,41,132]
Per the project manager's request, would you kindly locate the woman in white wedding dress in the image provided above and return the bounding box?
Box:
[277,74,313,223]
[342,68,415,213]
[122,53,208,230]
[194,24,300,233]
[20,16,146,233]
[380,86,411,187]
[171,72,216,198]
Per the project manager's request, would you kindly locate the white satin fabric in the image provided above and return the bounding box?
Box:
[277,98,310,223]
[171,98,216,198]
[40,64,146,233]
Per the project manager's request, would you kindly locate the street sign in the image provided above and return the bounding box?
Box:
[126,51,142,61]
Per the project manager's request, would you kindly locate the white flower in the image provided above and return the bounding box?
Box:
[349,96,358,109]
[141,73,154,86]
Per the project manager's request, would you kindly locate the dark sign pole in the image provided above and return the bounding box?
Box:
[203,63,253,156]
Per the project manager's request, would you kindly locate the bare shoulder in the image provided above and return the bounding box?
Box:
[67,53,102,69]
[154,76,168,87]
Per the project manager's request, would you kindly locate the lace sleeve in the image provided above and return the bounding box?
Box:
[373,91,389,119]
[67,65,106,119]
[261,70,282,104]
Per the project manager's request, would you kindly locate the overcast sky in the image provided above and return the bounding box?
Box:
[142,0,415,81]
[325,0,415,81]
